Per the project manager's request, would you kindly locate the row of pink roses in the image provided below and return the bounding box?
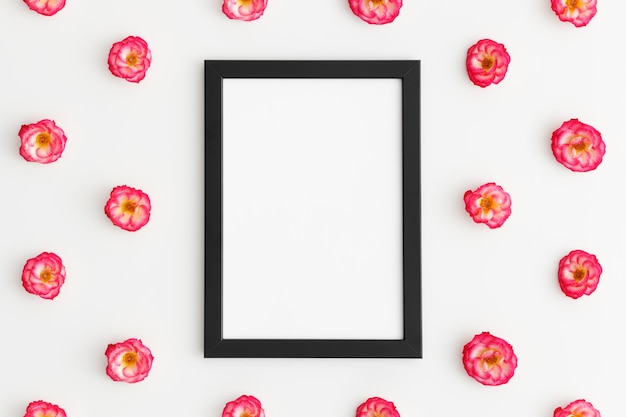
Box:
[23,394,601,417]
[24,0,598,26]
[18,4,157,417]
[464,4,601,413]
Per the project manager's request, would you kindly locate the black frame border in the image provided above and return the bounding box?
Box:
[205,60,421,358]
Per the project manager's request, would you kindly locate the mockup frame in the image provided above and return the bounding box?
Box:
[205,60,421,358]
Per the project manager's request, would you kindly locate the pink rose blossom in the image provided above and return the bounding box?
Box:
[551,119,605,172]
[105,338,153,383]
[462,332,517,386]
[356,397,400,417]
[554,399,601,417]
[551,0,597,27]
[558,250,602,299]
[19,119,67,164]
[104,185,151,231]
[348,0,403,25]
[108,36,152,83]
[23,0,66,16]
[24,400,66,417]
[463,182,512,229]
[22,252,66,300]
[466,39,510,87]
[222,395,265,417]
[222,0,268,21]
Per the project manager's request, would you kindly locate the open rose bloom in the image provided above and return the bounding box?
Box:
[554,399,601,417]
[105,338,153,383]
[552,119,605,172]
[551,0,597,27]
[558,250,602,299]
[108,36,152,83]
[222,0,267,21]
[222,395,265,417]
[104,185,151,231]
[464,182,512,229]
[24,400,66,417]
[466,39,510,87]
[19,119,67,164]
[356,397,400,417]
[462,332,517,386]
[22,252,66,300]
[23,0,66,16]
[349,0,403,25]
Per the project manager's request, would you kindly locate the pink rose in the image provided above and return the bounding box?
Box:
[104,185,151,231]
[22,252,66,300]
[551,119,605,172]
[222,395,265,417]
[466,39,510,87]
[551,0,597,27]
[463,182,512,229]
[24,400,66,417]
[554,399,601,417]
[222,0,268,21]
[105,338,154,383]
[23,0,66,16]
[19,119,67,164]
[558,250,602,299]
[108,36,152,83]
[348,0,403,25]
[463,332,517,386]
[356,397,400,417]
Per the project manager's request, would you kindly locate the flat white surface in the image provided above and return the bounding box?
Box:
[1,1,625,417]
[222,79,403,339]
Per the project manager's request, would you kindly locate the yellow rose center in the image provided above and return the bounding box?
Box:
[237,0,252,5]
[566,0,580,10]
[122,200,138,214]
[369,0,386,6]
[123,352,137,365]
[126,53,138,66]
[479,196,494,210]
[573,268,587,282]
[36,132,51,146]
[485,355,500,366]
[573,140,589,152]
[481,56,494,70]
[40,269,53,283]
[240,412,251,417]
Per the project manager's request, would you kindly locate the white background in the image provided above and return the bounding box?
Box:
[0,1,624,417]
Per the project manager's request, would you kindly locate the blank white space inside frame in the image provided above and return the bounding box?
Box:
[222,78,403,340]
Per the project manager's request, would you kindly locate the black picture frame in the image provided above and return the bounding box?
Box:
[205,60,421,358]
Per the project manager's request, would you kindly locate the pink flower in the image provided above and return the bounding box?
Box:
[466,39,511,87]
[23,0,66,16]
[356,397,400,417]
[348,0,403,25]
[558,250,602,299]
[222,0,268,21]
[108,36,152,83]
[105,338,153,383]
[554,399,601,417]
[24,400,66,417]
[19,119,67,164]
[222,395,265,417]
[462,332,518,386]
[463,182,512,229]
[104,185,151,231]
[551,119,605,172]
[22,252,66,300]
[551,0,597,27]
